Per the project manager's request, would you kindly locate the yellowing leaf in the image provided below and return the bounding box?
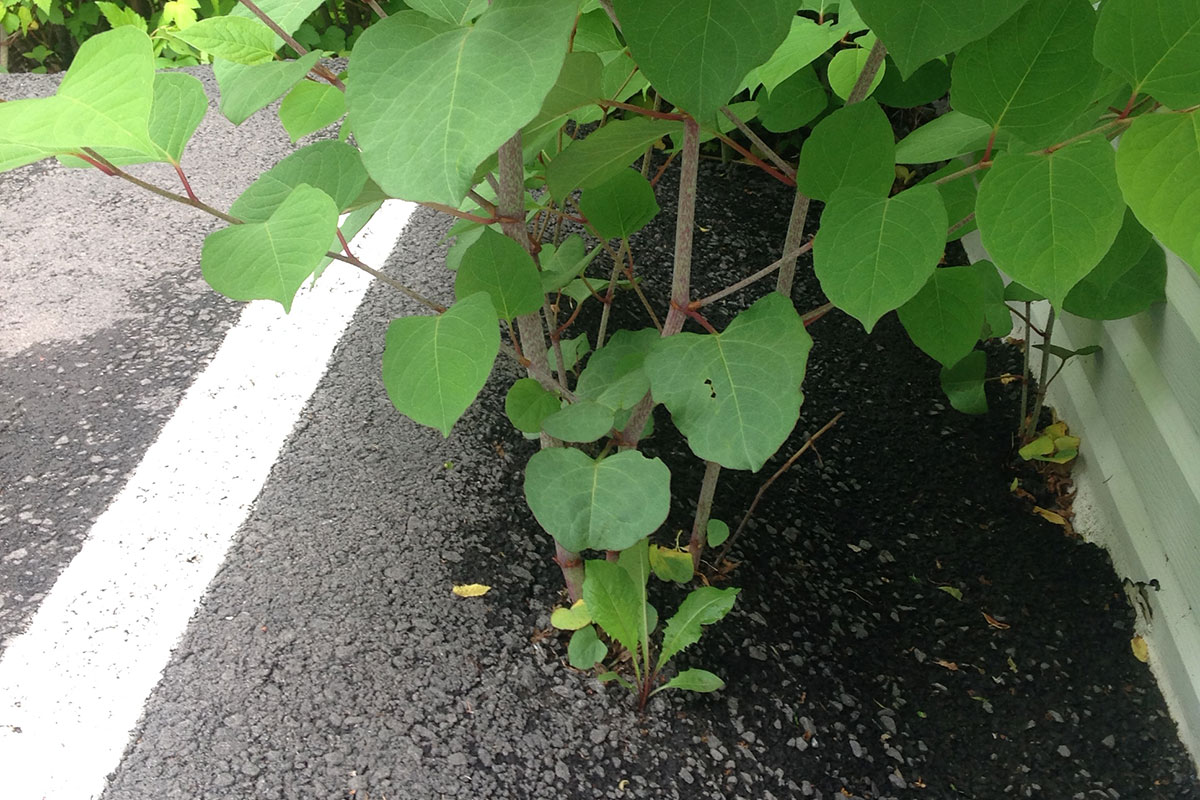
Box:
[452,583,491,597]
[1033,506,1068,527]
[1131,635,1149,663]
[551,599,592,630]
[938,585,963,601]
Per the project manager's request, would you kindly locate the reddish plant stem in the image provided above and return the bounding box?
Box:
[720,105,795,179]
[237,0,346,90]
[982,129,998,164]
[695,242,813,308]
[595,99,687,121]
[650,150,679,187]
[713,131,795,186]
[715,412,845,565]
[173,163,199,202]
[947,212,976,238]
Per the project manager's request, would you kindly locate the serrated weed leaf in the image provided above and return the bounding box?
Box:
[657,586,739,671]
[614,0,795,124]
[646,293,812,472]
[1094,0,1200,110]
[977,137,1126,308]
[381,293,500,436]
[200,184,338,312]
[582,560,644,663]
[656,668,725,695]
[348,1,577,205]
[814,186,948,332]
[796,100,895,201]
[853,0,1031,78]
[524,449,671,553]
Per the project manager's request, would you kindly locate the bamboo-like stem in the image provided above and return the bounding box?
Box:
[720,105,796,179]
[716,412,845,564]
[596,240,627,349]
[689,460,722,570]
[1026,306,1056,440]
[597,0,621,32]
[1019,302,1032,435]
[846,39,887,105]
[712,131,795,186]
[775,192,811,296]
[364,0,388,18]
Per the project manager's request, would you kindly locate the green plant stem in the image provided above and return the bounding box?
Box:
[697,242,813,308]
[716,411,844,565]
[237,0,345,91]
[689,460,721,569]
[932,161,989,186]
[364,0,388,18]
[846,39,887,105]
[596,240,629,349]
[720,105,795,179]
[1027,306,1056,440]
[947,212,975,238]
[1019,301,1032,436]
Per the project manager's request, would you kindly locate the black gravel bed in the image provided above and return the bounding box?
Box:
[104,161,1199,800]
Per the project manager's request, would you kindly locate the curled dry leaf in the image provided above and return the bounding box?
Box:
[1032,506,1068,527]
[933,658,959,671]
[982,611,1011,630]
[452,583,492,598]
[1131,636,1149,663]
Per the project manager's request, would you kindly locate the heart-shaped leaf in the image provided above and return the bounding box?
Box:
[647,293,812,472]
[897,267,986,367]
[524,448,671,553]
[540,400,616,443]
[382,292,500,436]
[214,51,322,125]
[815,185,948,332]
[280,81,347,142]
[567,625,608,669]
[579,169,660,241]
[1094,0,1200,110]
[795,100,895,201]
[1063,210,1167,320]
[744,16,845,94]
[551,599,593,631]
[547,116,681,202]
[505,377,561,434]
[453,228,544,322]
[231,140,369,222]
[940,350,988,414]
[407,0,489,24]
[200,184,339,311]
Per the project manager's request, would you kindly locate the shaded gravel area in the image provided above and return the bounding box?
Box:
[104,159,1199,799]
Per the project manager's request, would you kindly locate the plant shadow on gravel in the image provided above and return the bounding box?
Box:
[448,159,1200,800]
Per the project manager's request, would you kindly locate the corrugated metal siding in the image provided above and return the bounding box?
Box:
[964,236,1200,767]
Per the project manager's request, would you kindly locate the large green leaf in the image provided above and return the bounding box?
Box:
[950,0,1101,148]
[173,15,277,64]
[657,586,739,670]
[540,401,616,443]
[875,55,952,109]
[522,51,604,143]
[382,292,500,437]
[280,81,346,142]
[575,328,659,412]
[977,137,1126,307]
[0,27,156,171]
[814,185,949,332]
[348,1,577,205]
[757,66,827,133]
[613,0,795,124]
[897,267,986,367]
[200,184,339,311]
[581,560,643,659]
[1094,0,1200,110]
[505,377,561,434]
[940,350,988,414]
[1063,210,1167,320]
[524,448,672,552]
[579,169,660,240]
[853,0,1030,78]
[827,46,886,101]
[230,140,368,222]
[453,228,543,321]
[546,116,681,202]
[223,0,324,47]
[213,51,322,125]
[894,111,992,164]
[1116,111,1200,269]
[795,100,895,201]
[407,0,489,24]
[646,293,812,472]
[743,16,845,94]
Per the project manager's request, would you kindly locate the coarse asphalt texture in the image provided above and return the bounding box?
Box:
[3,67,1200,800]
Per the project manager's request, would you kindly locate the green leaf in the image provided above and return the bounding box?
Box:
[581,559,644,659]
[950,0,1101,148]
[757,66,827,133]
[147,72,208,165]
[815,185,949,332]
[0,27,157,172]
[453,228,543,322]
[976,137,1126,308]
[706,518,730,547]
[573,9,622,53]
[613,0,795,123]
[657,586,739,669]
[231,140,368,221]
[173,15,276,64]
[853,0,1031,79]
[1094,0,1200,109]
[1003,281,1045,303]
[895,111,993,164]
[919,158,978,242]
[649,545,694,584]
[567,625,608,669]
[541,235,602,293]
[213,51,321,125]
[1115,111,1200,270]
[406,0,489,24]
[200,184,339,311]
[656,668,725,694]
[795,100,895,201]
[96,1,148,31]
[280,80,346,141]
[348,1,577,205]
[524,51,604,142]
[505,377,561,434]
[875,55,951,109]
[575,328,657,412]
[596,670,635,690]
[744,16,845,94]
[382,293,500,436]
[547,116,681,202]
[940,350,988,414]
[579,169,660,240]
[1063,210,1167,320]
[646,293,812,472]
[222,0,323,48]
[524,449,671,553]
[541,400,616,443]
[828,46,886,101]
[897,267,986,367]
[972,260,1014,339]
[551,599,593,631]
[937,584,963,601]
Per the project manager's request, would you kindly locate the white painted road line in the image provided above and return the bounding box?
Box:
[0,200,417,800]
